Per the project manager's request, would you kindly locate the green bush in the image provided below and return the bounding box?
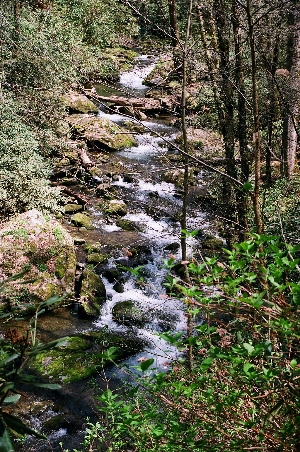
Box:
[0,98,60,218]
[83,234,300,451]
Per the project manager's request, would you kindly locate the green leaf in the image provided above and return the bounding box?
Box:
[2,413,46,439]
[31,383,61,390]
[3,394,21,406]
[242,182,253,191]
[139,358,154,372]
[200,357,214,371]
[0,354,20,367]
[0,418,13,452]
[243,362,256,377]
[243,343,255,355]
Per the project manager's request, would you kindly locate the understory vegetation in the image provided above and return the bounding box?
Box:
[75,234,300,451]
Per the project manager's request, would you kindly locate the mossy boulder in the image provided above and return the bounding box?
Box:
[162,169,196,187]
[68,114,137,151]
[115,218,140,231]
[32,330,148,383]
[86,253,109,265]
[104,200,127,216]
[202,236,224,250]
[63,91,98,114]
[112,300,150,327]
[71,213,93,229]
[0,210,76,314]
[79,268,106,318]
[32,336,95,384]
[64,204,83,214]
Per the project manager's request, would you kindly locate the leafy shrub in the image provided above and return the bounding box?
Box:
[84,234,300,451]
[0,98,61,218]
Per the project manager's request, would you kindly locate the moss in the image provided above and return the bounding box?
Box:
[115,218,139,231]
[71,213,93,229]
[104,200,127,216]
[32,336,95,384]
[79,268,106,318]
[202,236,224,250]
[64,204,83,214]
[112,300,149,327]
[32,330,148,383]
[86,253,108,265]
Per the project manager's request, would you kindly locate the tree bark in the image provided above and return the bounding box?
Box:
[168,0,181,77]
[246,0,262,234]
[281,0,300,179]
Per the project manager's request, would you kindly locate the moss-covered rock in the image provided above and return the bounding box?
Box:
[79,268,106,318]
[112,300,150,327]
[115,218,140,231]
[64,204,83,214]
[86,253,109,265]
[32,330,148,383]
[32,336,95,384]
[104,199,127,216]
[68,114,137,151]
[0,209,76,314]
[62,91,98,114]
[202,236,224,250]
[71,213,93,229]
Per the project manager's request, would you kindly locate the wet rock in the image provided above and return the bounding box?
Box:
[95,183,111,197]
[64,203,83,214]
[78,268,106,318]
[123,174,136,183]
[115,218,138,231]
[0,209,76,314]
[62,91,98,114]
[68,114,137,151]
[112,281,124,293]
[115,256,129,267]
[104,199,127,216]
[32,330,148,383]
[42,414,71,433]
[86,253,108,265]
[202,236,224,250]
[112,300,150,327]
[162,168,196,187]
[102,266,120,283]
[71,213,93,229]
[164,242,180,252]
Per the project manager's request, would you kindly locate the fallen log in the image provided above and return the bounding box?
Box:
[78,148,93,169]
[59,186,88,206]
[83,90,161,111]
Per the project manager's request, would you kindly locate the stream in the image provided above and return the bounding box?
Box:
[14,54,217,451]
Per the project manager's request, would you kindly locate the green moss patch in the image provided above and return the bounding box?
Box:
[32,331,148,383]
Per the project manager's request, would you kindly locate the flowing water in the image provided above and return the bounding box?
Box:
[15,54,217,451]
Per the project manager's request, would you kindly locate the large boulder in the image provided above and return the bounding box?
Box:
[0,210,76,314]
[68,114,137,151]
[78,268,106,318]
[62,91,98,114]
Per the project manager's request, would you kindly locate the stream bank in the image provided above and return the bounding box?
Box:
[6,52,224,451]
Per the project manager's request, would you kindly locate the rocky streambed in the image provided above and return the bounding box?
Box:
[1,53,225,451]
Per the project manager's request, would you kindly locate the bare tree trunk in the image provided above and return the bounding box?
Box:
[232,0,249,236]
[196,4,223,123]
[281,0,300,179]
[168,0,181,77]
[213,0,237,242]
[180,0,193,284]
[246,0,263,234]
[266,37,280,185]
